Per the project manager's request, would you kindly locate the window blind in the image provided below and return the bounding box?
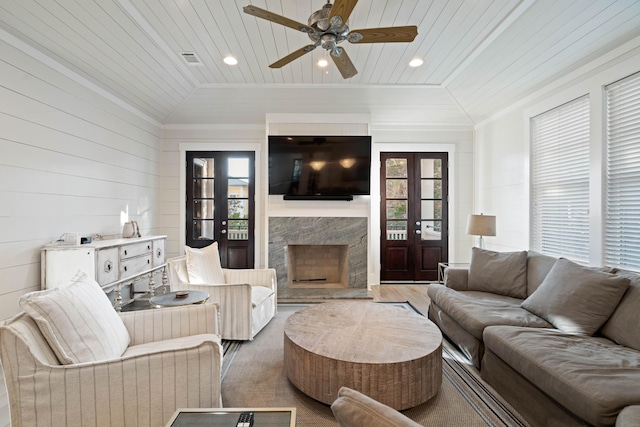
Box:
[530,95,590,262]
[605,71,640,271]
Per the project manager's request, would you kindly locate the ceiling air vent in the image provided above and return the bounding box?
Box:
[180,52,202,66]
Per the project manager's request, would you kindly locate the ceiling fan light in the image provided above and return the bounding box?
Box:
[224,56,238,65]
[317,58,329,67]
[409,58,424,67]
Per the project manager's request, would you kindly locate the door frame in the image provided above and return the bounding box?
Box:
[179,142,263,267]
[372,143,457,285]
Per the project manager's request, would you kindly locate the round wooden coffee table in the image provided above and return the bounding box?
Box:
[284,301,442,410]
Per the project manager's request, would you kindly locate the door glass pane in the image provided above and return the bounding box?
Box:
[193,200,214,219]
[386,200,407,219]
[228,199,248,219]
[421,221,442,240]
[228,158,249,178]
[421,200,442,220]
[386,159,407,178]
[421,159,441,178]
[193,179,214,198]
[228,220,248,240]
[193,220,214,240]
[421,179,441,199]
[193,158,214,178]
[386,221,407,241]
[386,179,407,198]
[228,180,249,198]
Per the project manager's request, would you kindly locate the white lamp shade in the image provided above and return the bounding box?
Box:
[466,214,496,237]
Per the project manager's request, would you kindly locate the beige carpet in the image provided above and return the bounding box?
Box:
[221,304,529,426]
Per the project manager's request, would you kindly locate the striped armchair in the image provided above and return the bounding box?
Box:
[0,303,223,427]
[167,256,277,341]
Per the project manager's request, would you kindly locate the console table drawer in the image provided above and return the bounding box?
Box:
[120,242,152,259]
[120,255,152,276]
[96,247,119,286]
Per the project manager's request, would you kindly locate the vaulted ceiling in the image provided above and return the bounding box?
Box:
[2,0,640,127]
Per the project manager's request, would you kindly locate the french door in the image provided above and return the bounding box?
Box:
[380,152,448,282]
[186,151,255,269]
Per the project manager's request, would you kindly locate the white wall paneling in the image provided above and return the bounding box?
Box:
[0,38,162,319]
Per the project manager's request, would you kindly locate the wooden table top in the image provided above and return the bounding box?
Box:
[284,301,442,364]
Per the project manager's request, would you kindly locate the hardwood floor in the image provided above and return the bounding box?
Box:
[370,283,432,315]
[0,284,432,427]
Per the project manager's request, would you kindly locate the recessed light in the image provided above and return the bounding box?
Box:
[409,58,424,67]
[317,58,328,67]
[224,56,238,65]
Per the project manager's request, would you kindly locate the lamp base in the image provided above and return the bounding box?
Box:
[477,236,485,249]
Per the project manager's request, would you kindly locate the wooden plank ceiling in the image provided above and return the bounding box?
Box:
[1,0,640,126]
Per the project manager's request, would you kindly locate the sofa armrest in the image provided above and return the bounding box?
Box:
[223,268,277,291]
[444,267,469,291]
[119,303,220,345]
[616,406,640,427]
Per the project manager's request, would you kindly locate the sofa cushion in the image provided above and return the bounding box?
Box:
[185,242,225,285]
[427,285,551,340]
[525,251,557,295]
[331,386,421,427]
[521,258,630,336]
[483,325,640,426]
[601,270,640,351]
[468,248,528,298]
[122,333,221,358]
[251,286,274,308]
[19,270,130,364]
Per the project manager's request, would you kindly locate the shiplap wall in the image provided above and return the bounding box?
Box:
[0,39,163,319]
[474,44,640,257]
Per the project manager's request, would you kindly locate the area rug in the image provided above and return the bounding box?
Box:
[221,305,529,426]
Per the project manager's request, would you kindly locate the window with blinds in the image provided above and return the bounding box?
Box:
[530,95,590,262]
[605,71,640,271]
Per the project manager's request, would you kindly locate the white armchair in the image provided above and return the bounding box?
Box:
[167,255,277,341]
[0,303,223,427]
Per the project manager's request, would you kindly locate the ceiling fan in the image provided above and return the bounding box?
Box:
[243,0,418,79]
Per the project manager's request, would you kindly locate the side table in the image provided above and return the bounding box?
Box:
[149,290,209,308]
[166,407,296,427]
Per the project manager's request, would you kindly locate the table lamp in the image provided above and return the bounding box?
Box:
[466,213,496,249]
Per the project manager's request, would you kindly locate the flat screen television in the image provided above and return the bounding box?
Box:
[268,135,371,200]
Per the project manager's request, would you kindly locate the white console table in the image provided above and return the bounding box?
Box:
[41,235,167,310]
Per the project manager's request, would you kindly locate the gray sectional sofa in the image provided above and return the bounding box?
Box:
[428,248,640,427]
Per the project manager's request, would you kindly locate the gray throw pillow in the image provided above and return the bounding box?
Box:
[468,248,528,298]
[600,271,640,351]
[521,258,630,336]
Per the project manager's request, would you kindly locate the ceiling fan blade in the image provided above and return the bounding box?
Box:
[349,26,418,43]
[331,49,358,79]
[328,0,358,25]
[269,45,317,69]
[243,5,314,33]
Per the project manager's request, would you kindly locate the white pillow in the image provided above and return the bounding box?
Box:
[185,242,226,285]
[19,270,130,364]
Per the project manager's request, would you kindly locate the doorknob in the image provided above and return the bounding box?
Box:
[416,230,421,234]
[221,230,227,234]
[416,221,421,226]
[221,220,227,225]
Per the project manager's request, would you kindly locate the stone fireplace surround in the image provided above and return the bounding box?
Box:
[268,217,368,298]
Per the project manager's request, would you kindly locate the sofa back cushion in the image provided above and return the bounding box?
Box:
[600,270,640,351]
[185,242,225,285]
[468,248,528,299]
[521,258,630,336]
[19,270,130,364]
[526,251,557,296]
